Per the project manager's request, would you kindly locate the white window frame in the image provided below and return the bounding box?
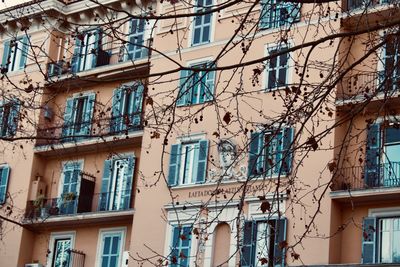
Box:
[123,16,155,61]
[95,227,127,267]
[263,43,293,92]
[46,231,76,267]
[6,36,27,72]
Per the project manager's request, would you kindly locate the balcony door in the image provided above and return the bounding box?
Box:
[59,161,82,215]
[99,155,135,211]
[52,238,72,267]
[383,127,400,187]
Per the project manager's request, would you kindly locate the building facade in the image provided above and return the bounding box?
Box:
[0,0,398,267]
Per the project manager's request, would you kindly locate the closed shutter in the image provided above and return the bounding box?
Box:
[248,132,263,177]
[1,40,10,71]
[18,36,29,70]
[361,217,376,264]
[196,140,209,183]
[240,220,256,267]
[111,87,124,133]
[71,37,82,73]
[365,123,381,187]
[131,83,144,127]
[0,165,10,204]
[82,93,96,137]
[99,159,112,211]
[204,63,215,102]
[273,218,287,266]
[177,70,190,106]
[121,155,135,210]
[282,127,294,175]
[8,100,20,136]
[168,144,181,187]
[62,97,76,139]
[260,0,272,29]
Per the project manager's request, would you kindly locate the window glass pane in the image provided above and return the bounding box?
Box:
[255,222,270,266]
[103,236,111,254]
[202,25,210,43]
[204,13,211,24]
[193,28,201,44]
[109,256,117,267]
[111,236,120,254]
[101,256,109,267]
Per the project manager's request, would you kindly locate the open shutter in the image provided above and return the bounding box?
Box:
[19,36,29,69]
[122,155,135,210]
[91,29,101,68]
[204,63,215,102]
[8,100,20,136]
[196,140,209,183]
[82,93,95,137]
[0,166,10,204]
[361,217,376,264]
[260,0,272,29]
[131,83,144,127]
[99,159,112,211]
[171,226,180,267]
[248,132,263,177]
[1,40,10,71]
[62,97,75,138]
[177,70,190,106]
[111,87,124,133]
[365,123,381,187]
[241,220,255,267]
[273,130,284,175]
[273,218,287,266]
[0,101,3,135]
[71,37,82,73]
[282,127,293,175]
[168,144,181,187]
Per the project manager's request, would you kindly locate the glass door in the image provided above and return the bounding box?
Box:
[52,238,71,267]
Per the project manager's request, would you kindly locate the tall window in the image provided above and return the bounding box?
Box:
[381,34,400,92]
[111,83,144,133]
[362,216,400,264]
[59,162,82,215]
[1,36,29,72]
[167,139,209,187]
[170,226,192,267]
[71,29,103,73]
[52,238,72,267]
[192,0,213,45]
[99,230,124,267]
[99,155,135,211]
[365,123,400,187]
[125,19,147,60]
[0,165,10,204]
[177,62,215,106]
[248,127,293,177]
[241,218,287,267]
[259,0,301,29]
[0,99,20,137]
[266,46,290,91]
[62,93,95,140]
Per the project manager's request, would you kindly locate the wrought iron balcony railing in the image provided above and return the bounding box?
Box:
[347,0,399,11]
[25,189,133,220]
[332,161,400,191]
[35,113,143,147]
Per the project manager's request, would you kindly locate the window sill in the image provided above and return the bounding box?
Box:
[176,99,213,108]
[191,40,212,48]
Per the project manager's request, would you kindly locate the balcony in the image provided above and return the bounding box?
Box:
[330,162,400,202]
[24,189,134,229]
[336,71,400,109]
[34,113,143,156]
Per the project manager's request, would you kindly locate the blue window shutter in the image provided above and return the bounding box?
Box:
[241,220,255,267]
[122,155,135,210]
[62,97,75,138]
[204,63,215,102]
[196,140,209,183]
[19,36,29,70]
[91,29,101,68]
[111,87,124,133]
[260,0,272,29]
[177,70,190,106]
[274,218,287,266]
[171,226,180,267]
[82,93,96,137]
[99,159,112,211]
[0,165,10,204]
[131,83,144,127]
[248,132,263,177]
[2,40,10,71]
[273,130,284,175]
[365,123,381,187]
[0,102,3,135]
[361,217,376,264]
[168,144,181,187]
[282,127,293,175]
[71,37,82,73]
[8,100,20,136]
